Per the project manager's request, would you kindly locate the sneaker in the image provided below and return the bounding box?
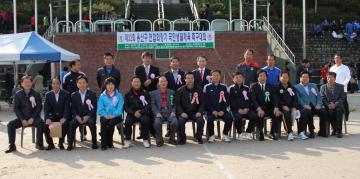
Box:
[237,133,245,141]
[287,132,294,141]
[299,131,308,140]
[123,140,132,149]
[246,132,253,140]
[143,140,150,148]
[222,134,231,142]
[208,135,215,143]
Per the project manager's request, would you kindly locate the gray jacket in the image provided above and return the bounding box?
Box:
[150,89,175,114]
[320,83,345,110]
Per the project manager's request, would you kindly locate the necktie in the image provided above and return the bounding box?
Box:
[262,84,265,91]
[199,68,203,81]
[145,66,149,77]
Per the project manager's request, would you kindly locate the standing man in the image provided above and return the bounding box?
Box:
[193,56,212,90]
[62,60,87,140]
[44,78,70,150]
[5,76,44,153]
[134,51,160,92]
[235,49,260,86]
[329,53,351,121]
[250,69,281,141]
[164,57,185,92]
[96,52,121,91]
[263,54,281,86]
[203,70,232,143]
[320,72,345,138]
[296,59,313,82]
[295,71,328,138]
[175,72,205,144]
[151,76,178,147]
[67,76,98,151]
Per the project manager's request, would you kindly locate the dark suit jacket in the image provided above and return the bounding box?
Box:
[71,90,97,119]
[320,83,345,110]
[134,65,160,92]
[96,66,121,89]
[275,84,298,109]
[44,89,70,121]
[192,67,211,90]
[14,89,42,121]
[250,83,279,110]
[164,70,185,92]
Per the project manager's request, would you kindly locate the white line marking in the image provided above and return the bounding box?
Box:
[203,144,236,179]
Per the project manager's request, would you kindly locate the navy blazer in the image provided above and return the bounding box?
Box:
[134,65,160,92]
[71,90,97,119]
[44,89,70,121]
[14,89,43,121]
[164,70,185,92]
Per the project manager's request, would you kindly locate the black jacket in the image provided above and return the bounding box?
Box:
[44,89,70,121]
[228,84,252,111]
[134,65,160,92]
[175,85,205,115]
[96,66,121,89]
[164,70,185,92]
[203,83,229,112]
[192,67,212,90]
[275,83,298,109]
[71,90,97,119]
[250,83,279,110]
[62,71,85,94]
[14,89,42,120]
[124,89,151,115]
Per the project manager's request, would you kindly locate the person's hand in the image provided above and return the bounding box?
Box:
[181,113,188,119]
[218,111,224,117]
[257,108,265,118]
[107,116,115,120]
[134,110,142,118]
[328,102,336,109]
[195,112,202,118]
[21,120,28,127]
[170,112,176,117]
[292,107,297,112]
[243,108,249,114]
[274,108,281,117]
[282,106,290,112]
[238,108,244,115]
[144,79,152,87]
[83,116,89,124]
[60,118,66,124]
[315,105,321,110]
[156,113,162,118]
[28,118,34,125]
[212,111,218,117]
[76,116,83,124]
[46,119,52,125]
[304,105,311,110]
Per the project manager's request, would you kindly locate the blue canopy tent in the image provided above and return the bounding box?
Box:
[0,31,80,86]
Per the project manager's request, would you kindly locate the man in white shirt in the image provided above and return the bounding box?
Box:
[329,53,351,121]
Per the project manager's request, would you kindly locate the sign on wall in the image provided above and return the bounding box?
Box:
[117,31,215,50]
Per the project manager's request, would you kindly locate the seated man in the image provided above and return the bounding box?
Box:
[175,72,205,144]
[5,75,45,153]
[203,70,232,143]
[151,76,178,147]
[295,71,328,138]
[124,76,152,148]
[229,72,259,140]
[320,72,345,138]
[250,69,281,141]
[275,71,302,141]
[67,75,98,151]
[44,78,70,150]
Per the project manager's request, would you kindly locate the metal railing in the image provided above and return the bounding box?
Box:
[114,19,132,32]
[74,20,93,32]
[43,18,57,40]
[153,18,171,31]
[249,19,266,31]
[211,19,230,31]
[188,0,199,20]
[56,20,74,33]
[191,19,210,31]
[231,19,248,31]
[133,19,153,31]
[262,17,296,63]
[93,20,113,32]
[172,18,192,31]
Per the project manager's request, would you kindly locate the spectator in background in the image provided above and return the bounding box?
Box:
[43,16,49,30]
[320,18,331,32]
[313,24,323,38]
[320,63,330,84]
[330,20,338,32]
[204,4,213,22]
[263,54,281,86]
[31,15,35,31]
[356,63,360,92]
[60,66,69,83]
[4,68,14,103]
[338,19,345,33]
[284,61,297,85]
[0,14,4,33]
[235,49,260,86]
[345,21,355,43]
[33,71,44,96]
[348,63,358,93]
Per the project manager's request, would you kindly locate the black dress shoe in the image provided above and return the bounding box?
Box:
[272,133,279,140]
[5,145,16,153]
[36,145,45,150]
[46,144,55,151]
[92,144,98,150]
[165,131,171,138]
[178,140,185,145]
[337,133,343,138]
[331,131,337,136]
[58,143,65,150]
[259,133,265,141]
[169,139,177,145]
[156,141,164,147]
[197,138,203,144]
[108,145,114,149]
[67,145,74,151]
[101,146,107,151]
[136,136,143,140]
[309,132,315,139]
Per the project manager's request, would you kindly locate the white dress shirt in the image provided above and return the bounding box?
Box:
[79,90,87,104]
[330,64,351,92]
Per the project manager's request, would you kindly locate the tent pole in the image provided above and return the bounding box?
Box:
[35,0,38,32]
[13,0,17,33]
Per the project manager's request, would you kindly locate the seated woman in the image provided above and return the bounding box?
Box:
[97,77,124,150]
